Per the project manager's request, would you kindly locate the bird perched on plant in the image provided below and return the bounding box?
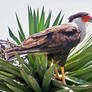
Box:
[0,12,92,85]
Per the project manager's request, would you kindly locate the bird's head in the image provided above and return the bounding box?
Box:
[68,12,92,23]
[68,12,92,42]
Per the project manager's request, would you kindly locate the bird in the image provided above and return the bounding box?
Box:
[0,12,92,85]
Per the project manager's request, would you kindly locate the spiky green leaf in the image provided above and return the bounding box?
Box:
[28,75,42,92]
[28,6,34,35]
[42,65,56,92]
[52,11,62,26]
[44,11,52,28]
[16,13,26,41]
[33,10,38,33]
[8,27,20,45]
[39,7,45,31]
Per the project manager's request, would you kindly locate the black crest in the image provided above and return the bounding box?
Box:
[68,12,89,22]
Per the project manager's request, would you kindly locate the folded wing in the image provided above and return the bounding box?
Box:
[21,24,80,54]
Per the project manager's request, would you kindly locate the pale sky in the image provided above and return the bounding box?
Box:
[0,0,92,41]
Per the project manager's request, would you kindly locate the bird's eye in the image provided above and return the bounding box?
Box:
[81,15,91,22]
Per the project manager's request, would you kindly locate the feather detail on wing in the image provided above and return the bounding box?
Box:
[0,24,80,61]
[21,24,80,53]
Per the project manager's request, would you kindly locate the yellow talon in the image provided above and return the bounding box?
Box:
[61,66,66,85]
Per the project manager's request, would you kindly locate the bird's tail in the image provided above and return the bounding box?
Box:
[0,40,46,61]
[0,40,27,61]
[4,46,28,61]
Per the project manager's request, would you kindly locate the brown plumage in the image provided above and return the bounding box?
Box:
[5,24,80,65]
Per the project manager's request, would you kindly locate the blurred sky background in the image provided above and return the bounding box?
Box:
[0,0,92,41]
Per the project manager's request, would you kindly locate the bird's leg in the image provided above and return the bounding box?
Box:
[51,58,61,80]
[55,68,61,80]
[61,66,66,85]
[51,58,66,85]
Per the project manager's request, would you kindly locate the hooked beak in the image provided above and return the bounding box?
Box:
[90,17,92,23]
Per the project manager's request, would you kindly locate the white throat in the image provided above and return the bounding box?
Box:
[72,18,88,42]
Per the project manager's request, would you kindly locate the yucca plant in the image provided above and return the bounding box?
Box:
[0,6,92,92]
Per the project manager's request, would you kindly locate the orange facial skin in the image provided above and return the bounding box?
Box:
[82,15,91,22]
